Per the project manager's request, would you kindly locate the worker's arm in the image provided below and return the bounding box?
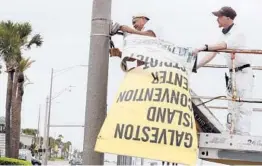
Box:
[120,25,156,37]
[196,52,217,69]
[192,42,223,69]
[194,32,245,69]
[195,32,245,53]
[196,42,227,52]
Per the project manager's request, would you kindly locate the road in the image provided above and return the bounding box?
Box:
[47,160,120,165]
[47,160,70,165]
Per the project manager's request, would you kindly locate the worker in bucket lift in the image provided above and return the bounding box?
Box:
[193,6,254,136]
[109,13,161,67]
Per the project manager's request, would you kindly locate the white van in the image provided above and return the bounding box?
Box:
[18,149,32,161]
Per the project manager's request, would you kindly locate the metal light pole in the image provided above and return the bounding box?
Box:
[37,105,41,160]
[42,65,87,165]
[42,68,54,165]
[42,96,49,165]
[141,158,144,165]
[37,105,41,146]
[83,0,112,165]
[47,69,54,151]
[44,86,75,162]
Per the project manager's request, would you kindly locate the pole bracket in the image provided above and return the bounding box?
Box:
[91,33,111,37]
[92,18,112,23]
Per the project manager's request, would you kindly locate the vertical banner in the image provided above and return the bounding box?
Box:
[95,35,198,166]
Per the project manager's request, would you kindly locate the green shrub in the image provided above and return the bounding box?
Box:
[0,157,31,165]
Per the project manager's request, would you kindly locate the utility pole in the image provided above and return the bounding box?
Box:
[141,158,144,166]
[46,68,54,163]
[83,0,112,165]
[37,105,41,159]
[37,105,41,146]
[42,97,49,165]
[43,68,54,165]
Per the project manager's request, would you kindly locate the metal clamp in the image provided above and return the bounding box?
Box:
[92,18,112,23]
[227,113,232,124]
[91,33,111,37]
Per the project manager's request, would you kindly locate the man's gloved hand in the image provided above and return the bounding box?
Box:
[110,22,121,36]
[109,48,122,58]
[192,56,198,73]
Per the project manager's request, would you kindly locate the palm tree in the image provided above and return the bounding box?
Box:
[63,141,72,158]
[0,20,43,158]
[0,21,22,157]
[56,135,63,147]
[22,128,38,136]
[12,57,36,158]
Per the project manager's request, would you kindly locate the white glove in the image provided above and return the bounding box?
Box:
[110,22,121,36]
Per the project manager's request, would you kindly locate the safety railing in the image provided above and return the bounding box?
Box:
[203,64,262,70]
[207,106,262,112]
[205,48,262,54]
[201,49,262,71]
[196,48,262,101]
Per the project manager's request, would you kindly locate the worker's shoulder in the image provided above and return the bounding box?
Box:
[144,20,163,38]
[230,24,246,35]
[144,20,158,31]
[219,24,245,40]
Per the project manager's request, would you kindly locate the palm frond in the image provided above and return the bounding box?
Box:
[27,34,43,49]
[18,57,35,72]
[24,75,30,83]
[0,20,18,32]
[17,22,32,40]
[23,75,33,88]
[0,21,22,62]
[0,20,42,68]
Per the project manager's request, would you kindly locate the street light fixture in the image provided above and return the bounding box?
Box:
[51,85,75,101]
[53,65,88,78]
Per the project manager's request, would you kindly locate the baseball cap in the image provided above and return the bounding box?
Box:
[132,13,150,20]
[212,6,237,20]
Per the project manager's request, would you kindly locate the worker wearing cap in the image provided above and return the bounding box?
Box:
[121,14,159,38]
[193,6,254,136]
[109,14,161,66]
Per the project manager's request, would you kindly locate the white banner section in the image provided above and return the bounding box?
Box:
[120,34,196,74]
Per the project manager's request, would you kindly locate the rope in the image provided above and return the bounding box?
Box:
[236,99,262,103]
[195,96,226,106]
[110,38,115,49]
[194,95,262,107]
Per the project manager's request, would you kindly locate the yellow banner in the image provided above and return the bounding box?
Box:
[95,63,198,165]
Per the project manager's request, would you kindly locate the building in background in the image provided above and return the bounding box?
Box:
[0,116,34,157]
[20,133,34,149]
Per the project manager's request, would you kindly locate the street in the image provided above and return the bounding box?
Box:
[47,160,70,165]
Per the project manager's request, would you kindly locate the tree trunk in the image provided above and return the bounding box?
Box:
[10,70,18,158]
[12,72,24,158]
[5,69,14,157]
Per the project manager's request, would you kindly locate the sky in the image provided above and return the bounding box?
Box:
[0,0,262,165]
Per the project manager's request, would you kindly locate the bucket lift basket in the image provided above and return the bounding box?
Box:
[195,48,262,165]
